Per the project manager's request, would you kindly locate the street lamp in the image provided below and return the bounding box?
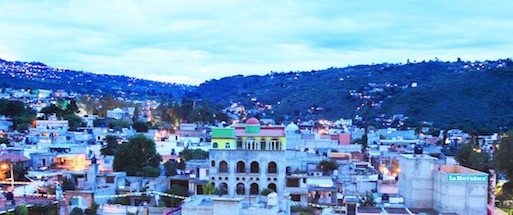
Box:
[1,163,14,189]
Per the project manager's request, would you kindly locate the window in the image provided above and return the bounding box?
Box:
[268,183,277,192]
[268,161,277,174]
[236,183,245,195]
[219,161,228,173]
[219,183,228,195]
[250,183,259,195]
[213,142,218,148]
[225,143,230,149]
[211,160,215,167]
[237,161,246,173]
[250,161,259,173]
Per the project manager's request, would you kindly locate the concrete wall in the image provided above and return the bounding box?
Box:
[433,169,488,215]
[398,154,436,208]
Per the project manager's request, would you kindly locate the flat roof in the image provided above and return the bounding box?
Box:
[438,165,486,174]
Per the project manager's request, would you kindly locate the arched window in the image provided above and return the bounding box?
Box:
[213,142,218,148]
[211,160,215,167]
[268,183,277,192]
[236,183,245,195]
[236,161,246,173]
[268,161,277,174]
[250,183,259,195]
[250,161,259,173]
[219,182,228,195]
[219,161,228,173]
[225,143,230,149]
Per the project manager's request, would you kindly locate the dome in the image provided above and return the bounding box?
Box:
[286,122,299,131]
[246,117,260,125]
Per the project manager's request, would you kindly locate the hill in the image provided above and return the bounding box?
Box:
[2,57,513,133]
[0,58,193,99]
[193,59,513,132]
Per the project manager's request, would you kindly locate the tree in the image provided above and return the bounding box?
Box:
[133,121,150,132]
[14,204,29,215]
[361,133,368,154]
[101,135,118,156]
[455,139,492,173]
[164,159,186,176]
[64,114,84,131]
[317,159,338,175]
[202,183,215,195]
[164,184,188,207]
[495,132,513,196]
[113,135,161,176]
[179,149,208,161]
[69,207,84,215]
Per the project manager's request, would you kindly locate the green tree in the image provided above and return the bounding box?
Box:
[179,149,208,161]
[202,183,215,195]
[69,207,84,215]
[455,139,492,172]
[164,184,188,207]
[495,132,513,197]
[361,133,368,154]
[133,121,150,132]
[14,204,29,215]
[64,114,84,131]
[317,159,338,175]
[101,135,118,156]
[113,135,162,176]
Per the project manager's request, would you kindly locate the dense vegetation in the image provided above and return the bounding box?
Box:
[3,57,513,133]
[193,59,513,133]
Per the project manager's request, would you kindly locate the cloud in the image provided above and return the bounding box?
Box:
[0,0,512,85]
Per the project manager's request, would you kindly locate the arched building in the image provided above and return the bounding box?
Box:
[209,117,286,197]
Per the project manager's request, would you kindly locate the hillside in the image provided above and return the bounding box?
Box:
[193,59,513,132]
[0,58,193,99]
[2,57,513,133]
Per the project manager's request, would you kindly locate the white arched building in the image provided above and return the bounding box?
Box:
[209,118,286,197]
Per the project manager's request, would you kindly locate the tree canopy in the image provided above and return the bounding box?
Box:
[455,139,492,173]
[179,149,208,161]
[317,159,338,175]
[494,132,513,197]
[113,134,161,176]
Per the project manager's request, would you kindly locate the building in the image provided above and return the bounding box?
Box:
[433,165,488,215]
[181,194,291,215]
[209,117,286,197]
[398,154,437,209]
[398,154,489,215]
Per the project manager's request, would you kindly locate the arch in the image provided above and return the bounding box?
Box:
[268,161,277,174]
[250,183,259,195]
[236,183,245,195]
[219,182,228,195]
[225,142,230,149]
[211,160,215,167]
[250,161,259,173]
[236,161,246,173]
[213,142,218,148]
[268,183,277,192]
[219,161,228,173]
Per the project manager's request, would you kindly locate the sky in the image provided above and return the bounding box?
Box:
[0,1,512,85]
